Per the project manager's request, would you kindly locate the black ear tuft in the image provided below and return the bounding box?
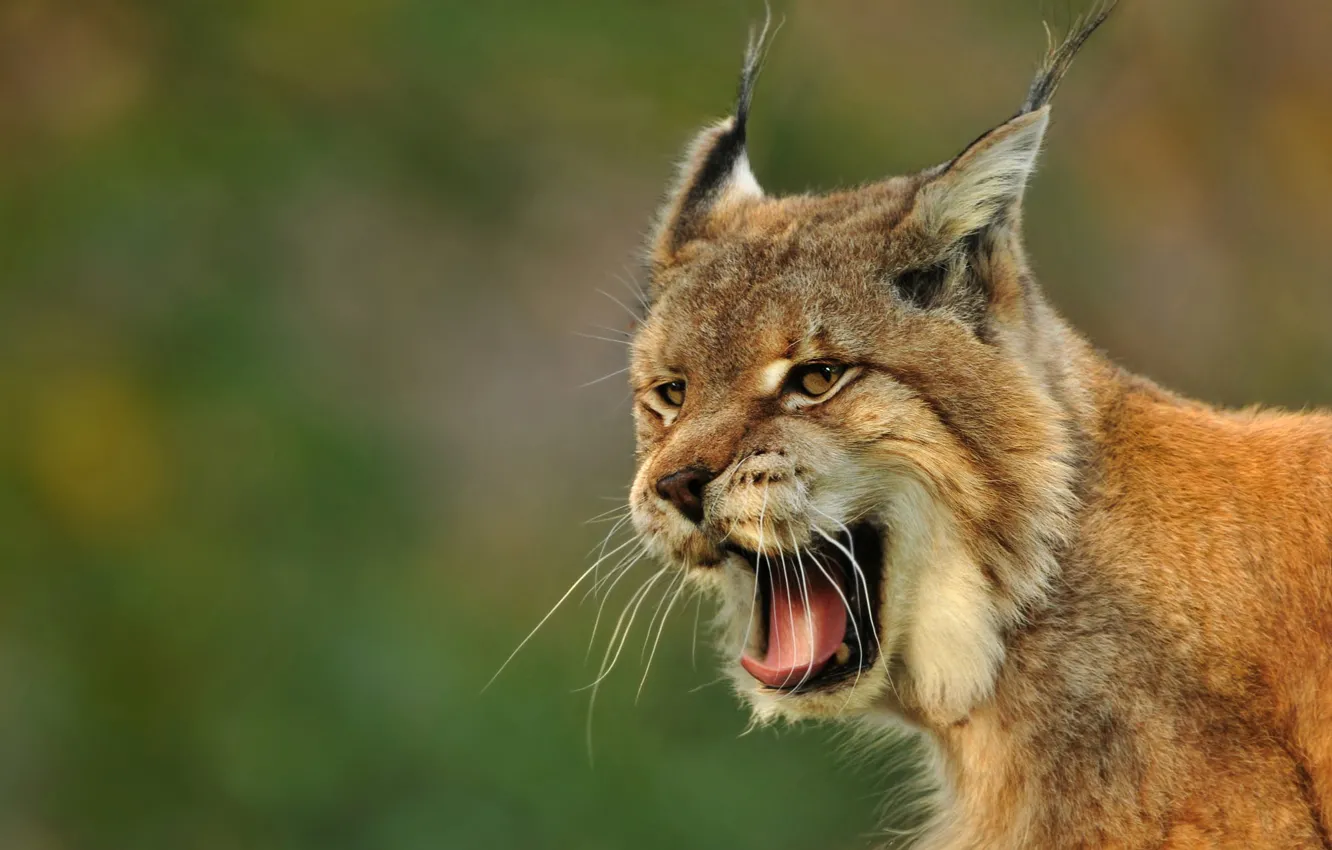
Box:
[1020,1,1117,115]
[734,5,774,143]
[649,6,779,271]
[677,7,776,216]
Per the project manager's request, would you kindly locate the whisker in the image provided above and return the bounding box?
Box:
[742,483,772,666]
[592,324,632,340]
[690,587,704,669]
[689,674,729,694]
[583,532,646,604]
[482,552,612,692]
[583,503,632,525]
[583,550,636,606]
[584,563,665,765]
[777,547,798,690]
[596,287,642,323]
[641,569,686,660]
[582,574,662,727]
[711,450,758,546]
[810,516,882,664]
[594,511,634,555]
[574,331,632,346]
[583,543,650,657]
[578,565,670,693]
[811,509,899,698]
[617,265,650,313]
[786,534,817,695]
[788,527,865,713]
[584,512,632,527]
[637,571,690,701]
[585,513,634,563]
[579,366,630,388]
[717,449,758,491]
[582,532,640,598]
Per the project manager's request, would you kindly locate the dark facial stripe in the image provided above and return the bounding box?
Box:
[875,363,988,472]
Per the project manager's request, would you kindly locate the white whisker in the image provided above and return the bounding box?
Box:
[592,323,632,338]
[584,543,650,657]
[641,569,685,660]
[717,450,758,491]
[777,547,797,690]
[583,533,647,604]
[579,366,630,388]
[575,331,631,346]
[581,533,641,602]
[583,503,632,525]
[617,265,650,313]
[579,565,670,693]
[596,287,642,323]
[483,552,611,692]
[688,674,729,694]
[585,515,635,577]
[811,510,898,697]
[788,527,865,714]
[584,564,666,765]
[584,512,630,557]
[787,533,818,695]
[638,570,690,700]
[742,483,772,667]
[690,587,704,669]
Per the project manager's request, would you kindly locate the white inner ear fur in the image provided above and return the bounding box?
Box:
[918,106,1050,239]
[724,150,763,201]
[885,478,1004,723]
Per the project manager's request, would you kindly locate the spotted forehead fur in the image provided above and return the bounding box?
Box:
[635,181,955,375]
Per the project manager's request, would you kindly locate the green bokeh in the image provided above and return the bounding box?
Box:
[1,1,1329,848]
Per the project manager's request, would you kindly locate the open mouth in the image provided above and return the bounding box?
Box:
[728,522,884,693]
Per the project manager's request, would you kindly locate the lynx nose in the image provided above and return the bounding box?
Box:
[655,466,714,524]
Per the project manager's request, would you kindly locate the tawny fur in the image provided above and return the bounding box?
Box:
[623,7,1332,848]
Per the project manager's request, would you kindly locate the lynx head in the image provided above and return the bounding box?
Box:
[627,8,1112,726]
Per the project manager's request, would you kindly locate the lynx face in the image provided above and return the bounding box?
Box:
[627,16,1102,725]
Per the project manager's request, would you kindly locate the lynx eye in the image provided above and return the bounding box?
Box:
[791,363,846,398]
[656,380,686,408]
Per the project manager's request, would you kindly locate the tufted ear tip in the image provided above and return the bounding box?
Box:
[913,4,1115,242]
[646,9,777,274]
[1023,1,1117,114]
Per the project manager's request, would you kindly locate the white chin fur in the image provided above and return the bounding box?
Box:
[887,478,1003,723]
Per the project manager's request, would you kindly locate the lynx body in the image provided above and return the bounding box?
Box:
[625,8,1332,848]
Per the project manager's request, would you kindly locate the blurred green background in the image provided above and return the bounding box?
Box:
[1,1,1329,848]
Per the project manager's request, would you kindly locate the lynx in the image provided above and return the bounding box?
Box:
[622,5,1332,848]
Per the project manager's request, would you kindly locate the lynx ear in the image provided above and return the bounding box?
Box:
[916,2,1115,240]
[916,107,1049,239]
[648,14,773,272]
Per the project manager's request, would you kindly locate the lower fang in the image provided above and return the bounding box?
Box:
[835,642,851,666]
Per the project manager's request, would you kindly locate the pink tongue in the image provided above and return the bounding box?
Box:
[740,566,848,688]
